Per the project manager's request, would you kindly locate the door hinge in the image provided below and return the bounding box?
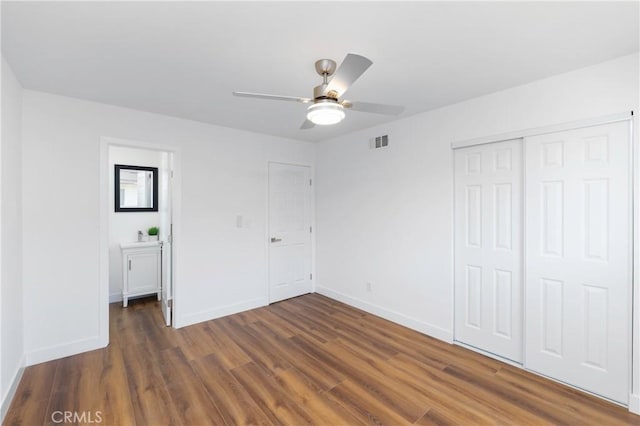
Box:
[310,273,313,280]
[309,179,312,186]
[309,226,312,233]
[171,170,174,178]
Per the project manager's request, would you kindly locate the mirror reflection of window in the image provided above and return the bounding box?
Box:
[115,165,158,212]
[119,170,153,208]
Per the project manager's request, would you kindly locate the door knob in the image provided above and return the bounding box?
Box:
[271,237,282,243]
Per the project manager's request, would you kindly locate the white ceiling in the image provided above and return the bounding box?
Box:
[2,1,638,142]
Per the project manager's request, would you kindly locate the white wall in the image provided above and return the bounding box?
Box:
[108,146,162,302]
[1,57,24,418]
[21,91,315,364]
[315,53,640,341]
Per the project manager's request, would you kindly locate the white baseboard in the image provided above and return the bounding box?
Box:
[315,286,453,343]
[25,335,106,366]
[174,297,268,329]
[1,354,26,423]
[109,292,123,303]
[629,393,640,414]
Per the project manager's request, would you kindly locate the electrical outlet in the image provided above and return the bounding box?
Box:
[366,282,372,292]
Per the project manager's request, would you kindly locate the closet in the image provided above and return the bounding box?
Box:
[453,117,632,405]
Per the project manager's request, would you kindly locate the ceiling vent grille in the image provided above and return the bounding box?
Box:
[370,135,389,150]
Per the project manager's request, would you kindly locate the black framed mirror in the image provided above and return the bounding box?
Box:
[115,164,158,212]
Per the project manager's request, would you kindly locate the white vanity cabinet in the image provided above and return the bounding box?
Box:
[120,241,162,307]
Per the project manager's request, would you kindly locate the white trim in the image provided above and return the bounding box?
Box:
[99,139,109,348]
[630,393,640,415]
[25,336,104,366]
[264,162,271,303]
[169,150,182,329]
[632,114,640,414]
[627,116,635,411]
[175,297,267,328]
[520,137,528,371]
[451,111,633,149]
[315,286,453,343]
[310,167,316,293]
[450,148,456,341]
[0,355,25,423]
[265,161,271,303]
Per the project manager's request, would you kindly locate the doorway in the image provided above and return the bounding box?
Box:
[100,138,179,336]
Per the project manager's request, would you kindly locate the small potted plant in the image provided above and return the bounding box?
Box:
[148,226,159,241]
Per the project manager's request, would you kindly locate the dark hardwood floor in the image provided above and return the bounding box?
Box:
[4,293,639,425]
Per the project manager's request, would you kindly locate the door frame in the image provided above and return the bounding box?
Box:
[451,111,638,412]
[99,136,182,345]
[266,161,315,303]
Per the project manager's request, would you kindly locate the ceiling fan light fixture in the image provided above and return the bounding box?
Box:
[306,101,345,125]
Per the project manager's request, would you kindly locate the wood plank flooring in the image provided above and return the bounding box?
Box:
[4,294,639,425]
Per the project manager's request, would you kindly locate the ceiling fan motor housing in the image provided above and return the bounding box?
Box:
[314,83,339,101]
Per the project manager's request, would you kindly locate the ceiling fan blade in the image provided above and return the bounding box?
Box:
[342,101,404,116]
[300,119,315,130]
[233,92,312,103]
[325,54,373,98]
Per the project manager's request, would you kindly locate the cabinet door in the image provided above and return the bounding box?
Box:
[454,139,523,362]
[524,121,630,404]
[127,252,160,293]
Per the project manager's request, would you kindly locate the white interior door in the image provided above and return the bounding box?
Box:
[159,152,173,326]
[524,121,631,404]
[454,139,523,363]
[268,163,312,303]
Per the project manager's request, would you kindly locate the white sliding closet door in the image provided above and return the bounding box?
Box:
[525,121,630,404]
[454,139,522,362]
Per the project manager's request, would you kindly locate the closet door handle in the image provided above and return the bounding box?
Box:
[128,259,132,271]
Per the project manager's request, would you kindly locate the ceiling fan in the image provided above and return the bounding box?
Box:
[233,53,404,129]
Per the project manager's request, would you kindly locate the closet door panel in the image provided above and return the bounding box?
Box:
[525,121,630,404]
[454,139,522,362]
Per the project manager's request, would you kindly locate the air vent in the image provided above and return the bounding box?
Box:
[370,135,389,150]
